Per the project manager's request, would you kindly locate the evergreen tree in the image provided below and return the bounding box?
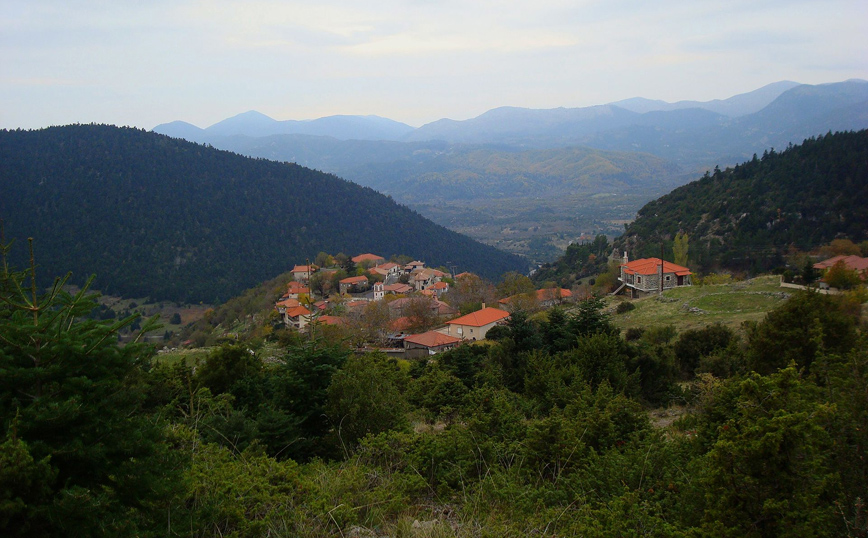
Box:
[0,242,178,536]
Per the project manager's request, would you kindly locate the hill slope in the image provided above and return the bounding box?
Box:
[616,129,868,272]
[0,125,526,302]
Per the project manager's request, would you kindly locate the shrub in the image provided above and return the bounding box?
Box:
[616,301,636,314]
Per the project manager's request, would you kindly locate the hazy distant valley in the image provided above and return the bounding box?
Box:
[155,80,868,261]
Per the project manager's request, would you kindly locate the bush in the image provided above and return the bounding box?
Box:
[674,323,736,377]
[616,301,636,314]
[624,327,645,341]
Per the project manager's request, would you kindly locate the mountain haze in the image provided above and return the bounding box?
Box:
[0,125,527,303]
[148,80,868,260]
[612,80,801,116]
[155,111,414,142]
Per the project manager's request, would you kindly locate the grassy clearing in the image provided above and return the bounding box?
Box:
[608,275,790,335]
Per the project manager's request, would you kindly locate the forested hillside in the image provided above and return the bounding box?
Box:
[0,125,526,302]
[617,129,868,272]
[3,255,866,536]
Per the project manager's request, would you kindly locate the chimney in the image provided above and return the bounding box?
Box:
[481,302,486,310]
[623,251,628,265]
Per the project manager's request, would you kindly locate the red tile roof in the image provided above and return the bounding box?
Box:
[285,306,311,318]
[292,265,313,273]
[275,298,301,309]
[446,307,510,327]
[352,253,385,263]
[390,316,412,331]
[622,258,691,276]
[814,255,868,272]
[340,275,369,284]
[315,315,346,326]
[537,288,572,301]
[385,283,413,293]
[287,281,310,293]
[404,331,461,348]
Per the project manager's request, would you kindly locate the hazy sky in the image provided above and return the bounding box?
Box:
[2,0,866,130]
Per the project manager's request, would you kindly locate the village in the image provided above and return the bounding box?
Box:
[272,250,708,358]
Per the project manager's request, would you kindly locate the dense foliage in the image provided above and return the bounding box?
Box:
[3,244,866,535]
[0,125,526,303]
[531,234,612,288]
[617,129,868,273]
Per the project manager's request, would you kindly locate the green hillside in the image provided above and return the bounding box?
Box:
[0,125,527,303]
[617,130,868,272]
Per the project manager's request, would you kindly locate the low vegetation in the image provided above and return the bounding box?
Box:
[3,239,866,536]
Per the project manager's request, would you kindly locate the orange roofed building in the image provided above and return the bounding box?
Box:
[441,307,510,341]
[404,331,462,357]
[617,253,692,297]
[813,255,868,280]
[352,253,385,265]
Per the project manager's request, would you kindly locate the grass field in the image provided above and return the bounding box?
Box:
[607,275,792,335]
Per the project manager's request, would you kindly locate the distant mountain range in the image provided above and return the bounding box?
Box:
[156,111,414,141]
[153,80,868,184]
[150,80,868,261]
[0,125,527,303]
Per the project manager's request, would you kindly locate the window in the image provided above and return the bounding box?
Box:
[637,276,642,284]
[665,275,671,281]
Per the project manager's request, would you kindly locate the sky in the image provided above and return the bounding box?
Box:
[2,0,866,130]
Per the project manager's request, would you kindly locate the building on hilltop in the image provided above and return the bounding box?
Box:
[614,253,692,298]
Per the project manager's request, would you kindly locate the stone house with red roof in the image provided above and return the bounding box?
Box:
[617,254,692,297]
[339,275,370,294]
[291,264,316,283]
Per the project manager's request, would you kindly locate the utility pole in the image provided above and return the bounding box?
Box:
[659,243,664,294]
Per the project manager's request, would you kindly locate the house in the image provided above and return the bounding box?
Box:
[339,275,369,294]
[285,281,310,300]
[441,307,510,341]
[368,266,391,278]
[616,254,692,297]
[404,331,462,358]
[404,260,426,273]
[274,297,300,316]
[291,264,316,283]
[411,268,445,290]
[284,305,311,330]
[352,253,386,265]
[536,287,573,307]
[313,315,346,327]
[813,255,868,280]
[376,262,402,276]
[384,283,413,295]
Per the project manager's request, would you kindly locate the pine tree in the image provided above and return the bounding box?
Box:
[0,239,178,536]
